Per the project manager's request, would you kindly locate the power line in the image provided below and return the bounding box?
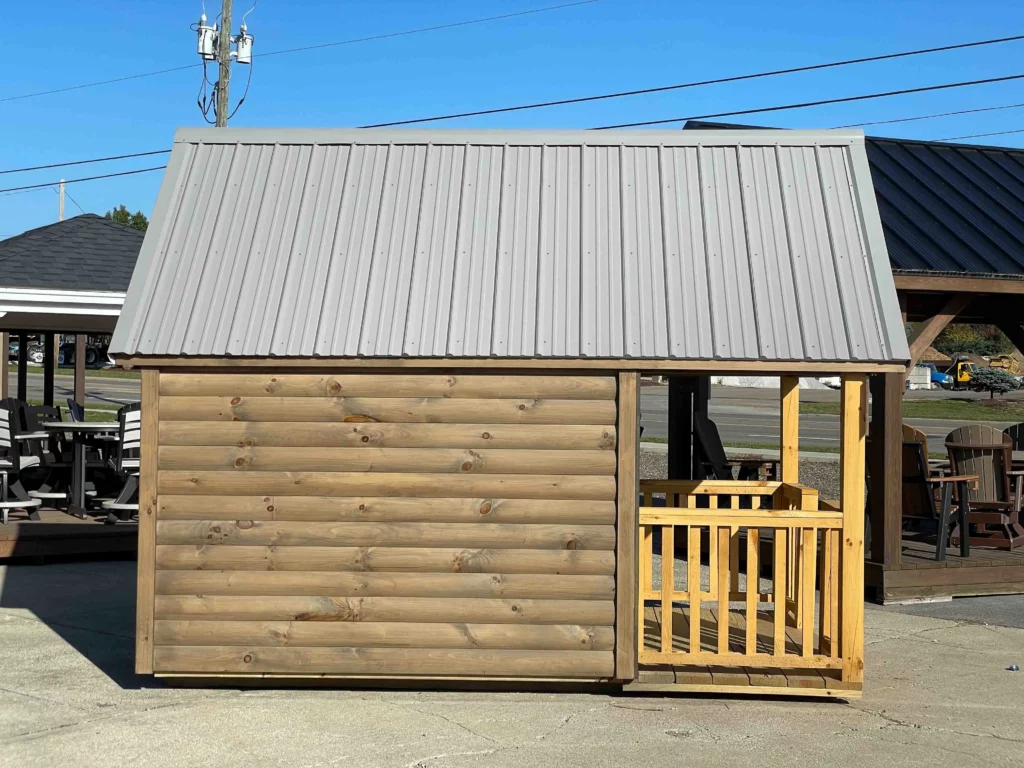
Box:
[260,0,596,58]
[361,32,1024,127]
[0,166,167,195]
[0,1,597,104]
[595,73,1024,129]
[0,149,171,176]
[60,187,87,215]
[937,127,1024,141]
[837,102,1024,128]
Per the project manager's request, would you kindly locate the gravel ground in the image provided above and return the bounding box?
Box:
[639,449,841,500]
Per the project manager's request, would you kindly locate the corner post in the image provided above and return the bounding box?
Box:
[840,374,867,685]
[0,332,8,399]
[780,376,800,484]
[16,332,28,402]
[136,369,159,674]
[615,372,639,681]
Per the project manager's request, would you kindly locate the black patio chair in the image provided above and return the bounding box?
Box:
[21,404,73,508]
[0,399,44,522]
[694,412,779,481]
[102,402,141,524]
[66,398,86,422]
[1004,422,1024,451]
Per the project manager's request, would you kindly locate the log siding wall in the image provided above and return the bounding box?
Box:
[142,372,621,679]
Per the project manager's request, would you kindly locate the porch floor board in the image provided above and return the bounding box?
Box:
[632,604,860,698]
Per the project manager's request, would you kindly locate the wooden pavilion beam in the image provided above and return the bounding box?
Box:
[0,332,7,400]
[906,293,972,369]
[868,373,902,568]
[16,332,28,402]
[43,332,55,407]
[74,334,87,407]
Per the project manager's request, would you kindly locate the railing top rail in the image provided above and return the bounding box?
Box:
[639,479,784,494]
[638,506,843,528]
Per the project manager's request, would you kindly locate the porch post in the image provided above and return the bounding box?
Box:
[868,373,902,567]
[779,376,799,483]
[16,332,28,402]
[0,332,8,400]
[840,374,867,685]
[667,376,694,480]
[43,332,55,407]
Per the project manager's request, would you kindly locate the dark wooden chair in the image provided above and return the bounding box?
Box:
[1004,422,1024,451]
[66,398,86,422]
[693,412,779,481]
[902,438,974,561]
[0,399,44,522]
[901,423,950,476]
[946,424,1024,551]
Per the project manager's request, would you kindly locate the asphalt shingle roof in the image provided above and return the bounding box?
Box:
[0,213,144,292]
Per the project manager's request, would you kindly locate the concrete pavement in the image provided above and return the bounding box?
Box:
[1,559,1023,767]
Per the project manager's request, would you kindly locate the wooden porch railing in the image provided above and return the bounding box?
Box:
[638,480,857,679]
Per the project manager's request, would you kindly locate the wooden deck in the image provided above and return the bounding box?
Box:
[625,605,860,698]
[0,508,137,560]
[867,534,1024,602]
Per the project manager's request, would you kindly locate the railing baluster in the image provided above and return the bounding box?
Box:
[688,525,701,654]
[774,528,787,656]
[639,523,651,650]
[829,528,841,659]
[801,528,817,657]
[746,528,760,655]
[818,525,831,656]
[661,524,675,653]
[718,525,731,654]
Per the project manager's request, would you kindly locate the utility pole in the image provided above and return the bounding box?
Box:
[216,0,232,127]
[58,179,65,220]
[196,2,253,126]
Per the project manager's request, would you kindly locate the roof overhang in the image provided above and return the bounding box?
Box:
[0,287,124,333]
[893,272,1024,295]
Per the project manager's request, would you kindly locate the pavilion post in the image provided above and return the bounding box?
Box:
[74,334,87,407]
[667,376,694,480]
[779,376,800,483]
[868,373,902,567]
[43,332,55,407]
[0,332,7,400]
[840,374,867,685]
[16,332,28,402]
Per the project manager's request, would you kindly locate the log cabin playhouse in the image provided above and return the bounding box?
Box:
[110,128,910,698]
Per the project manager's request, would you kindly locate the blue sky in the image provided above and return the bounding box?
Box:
[1,0,1022,238]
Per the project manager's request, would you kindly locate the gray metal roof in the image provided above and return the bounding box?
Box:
[686,120,1024,280]
[110,127,908,363]
[0,214,144,292]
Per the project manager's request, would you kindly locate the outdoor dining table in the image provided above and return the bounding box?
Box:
[42,421,119,519]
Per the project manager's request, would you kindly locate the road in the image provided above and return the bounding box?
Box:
[16,372,140,411]
[640,383,1014,450]
[14,373,1016,448]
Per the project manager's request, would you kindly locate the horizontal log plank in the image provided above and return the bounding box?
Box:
[158,472,617,500]
[155,545,617,574]
[156,521,615,550]
[159,422,617,450]
[155,571,614,600]
[152,646,614,677]
[153,620,615,650]
[158,446,617,475]
[157,496,616,525]
[158,396,617,425]
[154,596,616,624]
[158,374,617,400]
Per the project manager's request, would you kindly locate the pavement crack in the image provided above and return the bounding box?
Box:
[393,703,499,746]
[406,749,498,767]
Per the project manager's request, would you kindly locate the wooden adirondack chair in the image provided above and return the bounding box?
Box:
[901,436,972,560]
[901,423,950,475]
[945,424,1024,551]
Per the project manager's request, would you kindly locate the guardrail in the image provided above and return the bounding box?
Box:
[638,480,852,676]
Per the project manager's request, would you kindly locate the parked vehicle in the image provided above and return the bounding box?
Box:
[945,359,979,390]
[919,363,952,389]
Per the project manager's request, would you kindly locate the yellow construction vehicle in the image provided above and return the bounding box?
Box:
[945,359,979,390]
[989,355,1023,376]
